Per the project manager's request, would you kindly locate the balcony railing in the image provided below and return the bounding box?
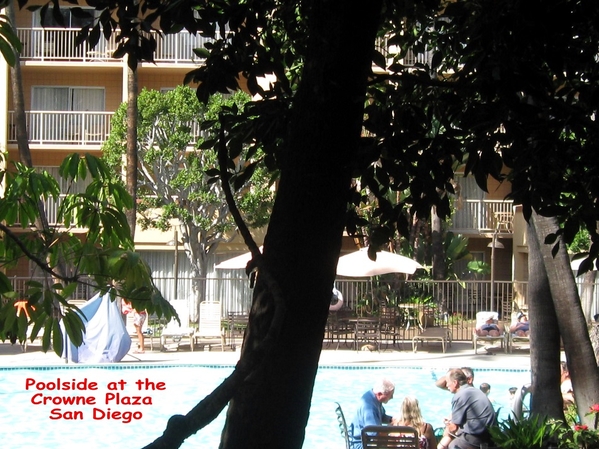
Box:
[8,111,113,145]
[17,28,213,64]
[451,199,514,234]
[8,111,210,147]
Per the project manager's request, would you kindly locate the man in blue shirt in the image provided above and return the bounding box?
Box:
[348,378,395,449]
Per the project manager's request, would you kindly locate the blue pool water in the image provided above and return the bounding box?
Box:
[0,365,530,448]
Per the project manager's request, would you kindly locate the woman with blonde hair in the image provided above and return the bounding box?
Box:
[392,395,436,449]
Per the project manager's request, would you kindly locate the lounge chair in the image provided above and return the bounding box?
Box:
[508,311,530,353]
[412,327,452,353]
[227,311,249,350]
[334,402,350,449]
[472,311,508,354]
[194,301,225,351]
[361,425,419,449]
[160,298,196,351]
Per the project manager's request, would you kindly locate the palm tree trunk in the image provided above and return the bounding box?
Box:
[527,217,564,419]
[126,63,138,240]
[531,212,599,426]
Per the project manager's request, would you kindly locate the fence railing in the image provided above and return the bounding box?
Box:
[10,276,597,342]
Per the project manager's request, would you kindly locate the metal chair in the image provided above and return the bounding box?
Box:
[379,306,403,350]
[361,425,419,448]
[334,402,351,449]
[353,318,380,351]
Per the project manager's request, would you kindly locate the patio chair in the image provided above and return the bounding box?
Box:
[379,306,403,350]
[508,310,530,353]
[325,310,353,350]
[227,311,249,350]
[412,326,452,353]
[160,298,196,351]
[361,425,419,449]
[472,311,508,354]
[353,318,381,351]
[334,402,351,449]
[194,301,225,351]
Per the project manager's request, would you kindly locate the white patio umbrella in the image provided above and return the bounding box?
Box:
[335,248,423,277]
[215,247,263,269]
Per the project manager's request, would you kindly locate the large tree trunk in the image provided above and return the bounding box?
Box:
[220,2,383,448]
[527,217,564,420]
[531,212,599,426]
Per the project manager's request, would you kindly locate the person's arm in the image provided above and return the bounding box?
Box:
[423,422,436,449]
[435,375,449,390]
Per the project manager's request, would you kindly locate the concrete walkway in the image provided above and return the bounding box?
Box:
[0,339,532,370]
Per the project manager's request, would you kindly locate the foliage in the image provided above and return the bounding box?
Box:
[443,232,472,279]
[467,260,491,276]
[0,153,175,354]
[568,229,591,255]
[102,86,274,284]
[556,404,599,449]
[488,415,560,449]
[0,7,22,66]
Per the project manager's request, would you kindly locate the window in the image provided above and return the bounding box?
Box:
[32,86,105,111]
[33,7,99,29]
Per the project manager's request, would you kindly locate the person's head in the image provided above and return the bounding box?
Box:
[446,369,468,393]
[399,395,424,427]
[509,387,517,396]
[517,312,528,322]
[373,378,395,404]
[461,367,474,385]
[486,314,495,323]
[480,382,491,395]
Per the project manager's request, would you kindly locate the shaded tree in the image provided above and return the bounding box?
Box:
[102,86,273,316]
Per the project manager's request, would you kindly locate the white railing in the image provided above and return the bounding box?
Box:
[9,111,209,147]
[451,199,514,233]
[375,36,434,68]
[17,28,213,63]
[8,111,113,145]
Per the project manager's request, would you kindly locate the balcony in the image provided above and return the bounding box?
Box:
[8,111,210,147]
[16,28,213,64]
[450,199,514,235]
[8,111,113,146]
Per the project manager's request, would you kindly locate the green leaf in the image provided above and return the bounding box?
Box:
[52,318,64,356]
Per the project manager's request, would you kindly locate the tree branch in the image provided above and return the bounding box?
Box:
[0,223,78,283]
[141,116,286,449]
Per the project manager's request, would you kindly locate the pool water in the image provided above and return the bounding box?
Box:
[0,365,530,448]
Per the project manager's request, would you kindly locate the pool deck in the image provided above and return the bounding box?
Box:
[0,339,532,370]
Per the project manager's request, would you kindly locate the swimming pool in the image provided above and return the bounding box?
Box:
[1,365,530,448]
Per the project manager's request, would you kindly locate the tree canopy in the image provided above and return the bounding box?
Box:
[102,86,274,312]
